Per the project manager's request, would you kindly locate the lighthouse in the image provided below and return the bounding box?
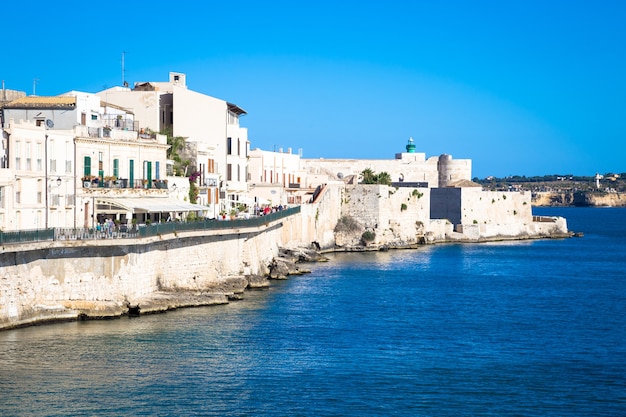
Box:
[405,137,416,153]
[595,173,603,189]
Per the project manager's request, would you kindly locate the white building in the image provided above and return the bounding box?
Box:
[0,118,75,231]
[248,147,308,206]
[1,92,206,230]
[97,72,249,213]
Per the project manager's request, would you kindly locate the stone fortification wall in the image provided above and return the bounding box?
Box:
[301,153,472,190]
[447,189,568,239]
[460,189,533,227]
[437,154,472,187]
[337,184,431,247]
[289,182,344,249]
[301,157,440,188]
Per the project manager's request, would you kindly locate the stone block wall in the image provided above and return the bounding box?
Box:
[0,222,285,329]
[340,184,432,246]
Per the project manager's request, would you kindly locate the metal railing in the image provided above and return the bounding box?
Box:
[0,206,300,245]
[0,229,55,245]
[139,206,300,238]
[81,178,169,189]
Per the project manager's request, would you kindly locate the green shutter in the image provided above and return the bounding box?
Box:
[113,159,119,178]
[147,161,152,183]
[84,156,91,176]
[129,160,134,186]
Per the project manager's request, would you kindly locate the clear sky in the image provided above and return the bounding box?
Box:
[3,1,624,178]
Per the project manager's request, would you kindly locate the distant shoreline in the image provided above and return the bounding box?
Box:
[531,191,626,207]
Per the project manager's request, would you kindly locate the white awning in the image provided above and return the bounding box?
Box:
[96,197,208,213]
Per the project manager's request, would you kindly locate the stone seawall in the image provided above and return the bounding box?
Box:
[0,221,287,330]
[1,183,575,331]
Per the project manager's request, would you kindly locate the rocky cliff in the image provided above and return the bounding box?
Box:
[532,191,626,207]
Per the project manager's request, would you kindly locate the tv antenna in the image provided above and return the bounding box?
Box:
[33,78,39,96]
[121,51,127,87]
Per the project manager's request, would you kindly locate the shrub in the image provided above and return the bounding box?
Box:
[361,230,376,243]
[401,203,408,211]
[334,215,361,232]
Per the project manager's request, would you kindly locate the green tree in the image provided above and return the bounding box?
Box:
[360,168,376,184]
[163,128,191,176]
[376,171,392,186]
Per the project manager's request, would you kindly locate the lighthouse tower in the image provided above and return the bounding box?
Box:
[405,137,416,153]
[595,173,603,189]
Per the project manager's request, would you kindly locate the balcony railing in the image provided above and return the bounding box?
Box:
[81,178,170,190]
[0,206,301,245]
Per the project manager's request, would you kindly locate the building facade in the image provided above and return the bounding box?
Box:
[97,72,249,213]
[1,91,204,230]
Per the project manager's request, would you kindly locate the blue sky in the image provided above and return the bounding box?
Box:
[3,1,625,178]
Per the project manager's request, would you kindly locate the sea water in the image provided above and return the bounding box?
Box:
[0,207,625,416]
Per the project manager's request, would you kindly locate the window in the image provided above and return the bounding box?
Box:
[155,161,160,180]
[83,156,92,176]
[237,139,240,156]
[36,143,42,171]
[26,142,31,171]
[65,141,72,173]
[237,165,240,182]
[227,137,232,155]
[91,114,98,121]
[15,191,21,204]
[38,191,43,204]
[14,141,21,170]
[143,160,152,185]
[227,164,232,181]
[0,187,4,208]
[49,140,56,172]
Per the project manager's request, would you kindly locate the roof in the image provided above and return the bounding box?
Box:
[447,179,482,188]
[227,102,247,115]
[96,197,208,213]
[101,101,134,114]
[4,96,76,109]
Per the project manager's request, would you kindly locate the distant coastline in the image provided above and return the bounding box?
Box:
[532,191,626,207]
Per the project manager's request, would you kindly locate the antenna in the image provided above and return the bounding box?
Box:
[33,78,39,96]
[121,51,126,87]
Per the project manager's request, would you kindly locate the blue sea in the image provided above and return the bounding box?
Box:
[1,207,625,416]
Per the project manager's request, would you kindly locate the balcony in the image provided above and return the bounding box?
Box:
[82,177,170,190]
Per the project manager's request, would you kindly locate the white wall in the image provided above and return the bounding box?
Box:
[97,87,161,131]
